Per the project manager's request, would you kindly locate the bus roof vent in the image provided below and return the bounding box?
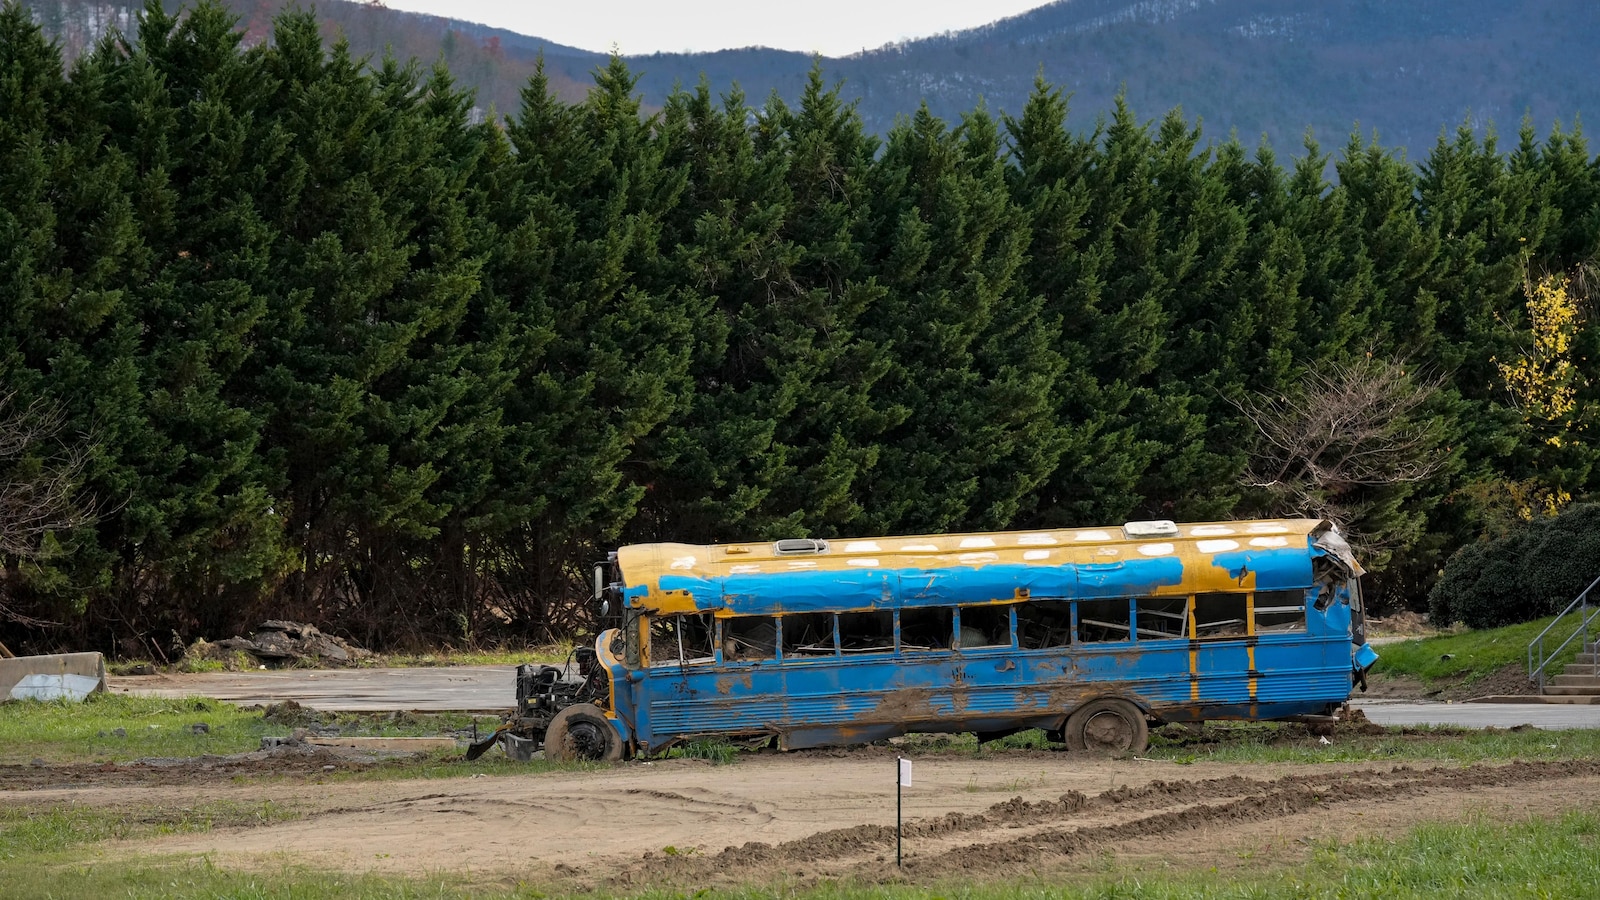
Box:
[1123,520,1179,538]
[774,538,830,555]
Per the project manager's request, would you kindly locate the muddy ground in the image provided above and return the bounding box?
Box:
[7,729,1600,892]
[2,654,1578,892]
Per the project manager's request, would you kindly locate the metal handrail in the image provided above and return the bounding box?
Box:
[1527,572,1600,693]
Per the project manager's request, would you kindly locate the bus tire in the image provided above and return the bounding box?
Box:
[1063,698,1149,754]
[543,703,624,762]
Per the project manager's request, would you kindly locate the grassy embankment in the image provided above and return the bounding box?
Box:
[1,807,1596,899]
[1374,613,1589,690]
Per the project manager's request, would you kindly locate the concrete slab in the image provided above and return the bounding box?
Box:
[112,665,519,712]
[1,652,105,702]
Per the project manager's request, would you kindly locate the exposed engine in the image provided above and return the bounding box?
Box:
[466,645,607,760]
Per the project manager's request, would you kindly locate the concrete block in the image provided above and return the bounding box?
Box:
[1,652,106,702]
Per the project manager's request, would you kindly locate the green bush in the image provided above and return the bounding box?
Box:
[1429,503,1600,628]
[1523,504,1600,607]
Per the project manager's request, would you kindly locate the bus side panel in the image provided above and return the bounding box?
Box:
[1252,634,1354,707]
[634,634,1359,750]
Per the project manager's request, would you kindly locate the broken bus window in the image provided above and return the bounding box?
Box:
[958,605,1011,648]
[838,610,894,653]
[900,607,954,651]
[781,612,837,658]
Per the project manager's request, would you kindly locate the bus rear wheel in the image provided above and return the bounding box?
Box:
[1064,699,1149,754]
[543,703,623,762]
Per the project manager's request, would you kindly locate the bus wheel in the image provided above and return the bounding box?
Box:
[543,703,623,762]
[1064,699,1149,754]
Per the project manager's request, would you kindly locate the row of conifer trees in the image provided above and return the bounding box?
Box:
[2,1,1598,655]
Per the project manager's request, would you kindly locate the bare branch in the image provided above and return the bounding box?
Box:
[1231,357,1446,561]
[0,389,99,561]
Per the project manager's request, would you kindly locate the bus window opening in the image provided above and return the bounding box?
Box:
[959,605,1012,648]
[1077,598,1132,642]
[724,616,776,661]
[1017,600,1073,648]
[650,613,715,665]
[1195,592,1249,637]
[1254,589,1307,633]
[839,610,894,654]
[1135,597,1188,640]
[782,613,837,658]
[901,607,954,651]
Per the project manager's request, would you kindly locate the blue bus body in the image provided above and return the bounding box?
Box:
[588,519,1376,754]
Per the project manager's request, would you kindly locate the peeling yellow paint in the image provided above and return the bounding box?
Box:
[619,519,1322,610]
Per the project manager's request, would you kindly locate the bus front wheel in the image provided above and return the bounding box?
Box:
[543,703,624,762]
[1063,699,1149,754]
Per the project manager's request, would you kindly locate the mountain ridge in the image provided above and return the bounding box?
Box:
[21,0,1600,151]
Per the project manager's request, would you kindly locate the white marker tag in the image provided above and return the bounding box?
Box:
[898,757,912,787]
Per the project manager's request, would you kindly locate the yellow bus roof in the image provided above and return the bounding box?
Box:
[618,519,1332,610]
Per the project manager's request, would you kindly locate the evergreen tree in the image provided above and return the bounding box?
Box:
[855,102,1065,533]
[630,79,782,541]
[757,65,898,536]
[86,0,291,641]
[1004,78,1150,526]
[479,57,711,633]
[244,13,490,641]
[0,0,146,643]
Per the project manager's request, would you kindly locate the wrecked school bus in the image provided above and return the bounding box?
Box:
[487,518,1379,760]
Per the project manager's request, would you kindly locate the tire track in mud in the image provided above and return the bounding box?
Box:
[613,760,1600,886]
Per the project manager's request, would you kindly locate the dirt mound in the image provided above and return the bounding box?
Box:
[188,621,373,669]
[0,746,379,790]
[1446,662,1539,701]
[261,699,321,727]
[616,759,1600,887]
[1336,705,1387,736]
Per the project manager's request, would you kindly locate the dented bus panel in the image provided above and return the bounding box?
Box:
[558,518,1374,758]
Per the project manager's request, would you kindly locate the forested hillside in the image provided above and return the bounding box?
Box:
[21,0,1600,150]
[2,1,1598,657]
[623,0,1600,150]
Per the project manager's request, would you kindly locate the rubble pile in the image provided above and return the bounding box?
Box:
[190,620,374,669]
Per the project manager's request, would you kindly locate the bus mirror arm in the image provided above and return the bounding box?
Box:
[1352,643,1379,692]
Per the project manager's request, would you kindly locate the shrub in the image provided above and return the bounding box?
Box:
[1429,503,1600,628]
[1523,504,1600,607]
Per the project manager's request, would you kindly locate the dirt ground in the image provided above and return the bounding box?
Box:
[8,742,1600,892]
[4,657,1580,892]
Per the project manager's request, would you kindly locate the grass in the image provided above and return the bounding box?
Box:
[378,643,574,668]
[663,738,740,764]
[0,800,300,858]
[1374,614,1588,686]
[0,693,276,764]
[1140,720,1600,764]
[0,692,499,765]
[886,722,1600,765]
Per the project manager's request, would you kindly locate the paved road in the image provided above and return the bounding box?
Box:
[114,669,1600,729]
[1353,699,1600,730]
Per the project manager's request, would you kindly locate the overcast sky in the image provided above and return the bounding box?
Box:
[376,1,1056,57]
